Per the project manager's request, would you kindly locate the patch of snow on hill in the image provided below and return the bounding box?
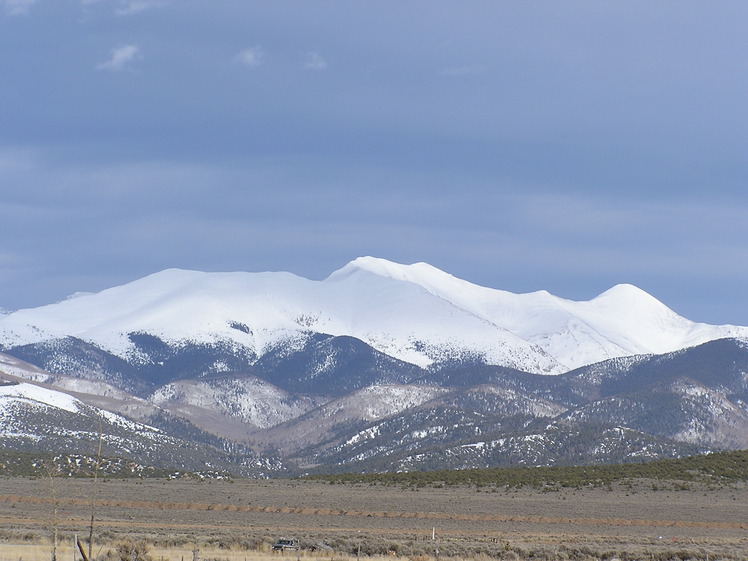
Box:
[0,353,51,383]
[354,384,447,420]
[46,376,135,399]
[150,376,318,429]
[0,382,80,413]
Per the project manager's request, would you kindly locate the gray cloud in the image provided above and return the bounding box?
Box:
[3,0,35,15]
[1,2,747,326]
[3,145,747,321]
[114,0,164,16]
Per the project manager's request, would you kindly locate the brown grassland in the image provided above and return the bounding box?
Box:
[0,476,745,561]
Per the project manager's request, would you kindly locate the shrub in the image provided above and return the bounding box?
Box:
[104,539,152,561]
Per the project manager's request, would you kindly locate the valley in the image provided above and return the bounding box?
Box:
[0,477,746,560]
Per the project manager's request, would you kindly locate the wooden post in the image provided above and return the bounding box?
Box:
[88,417,103,561]
[77,538,90,561]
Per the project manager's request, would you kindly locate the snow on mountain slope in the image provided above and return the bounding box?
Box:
[253,384,448,453]
[1,350,161,426]
[321,262,560,372]
[341,257,748,369]
[0,379,277,476]
[0,269,309,356]
[0,352,51,383]
[0,381,80,414]
[149,376,322,431]
[0,380,152,441]
[1,257,746,375]
[340,384,450,421]
[0,264,561,373]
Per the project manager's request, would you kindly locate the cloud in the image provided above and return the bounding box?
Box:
[235,46,263,68]
[4,0,35,15]
[304,51,327,71]
[115,0,164,15]
[78,0,163,16]
[96,44,140,71]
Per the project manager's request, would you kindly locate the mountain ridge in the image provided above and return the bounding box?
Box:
[1,258,747,475]
[2,257,745,377]
[2,335,748,475]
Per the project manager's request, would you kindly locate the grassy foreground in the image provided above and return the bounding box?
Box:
[1,474,746,561]
[1,451,747,561]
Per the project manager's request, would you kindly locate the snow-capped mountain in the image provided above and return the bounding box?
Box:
[1,257,744,379]
[333,258,748,369]
[1,258,747,475]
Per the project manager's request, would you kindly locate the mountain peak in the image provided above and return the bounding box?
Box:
[329,257,448,282]
[595,283,658,302]
[588,283,676,320]
[328,257,474,301]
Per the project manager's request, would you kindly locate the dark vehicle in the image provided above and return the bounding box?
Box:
[272,539,299,552]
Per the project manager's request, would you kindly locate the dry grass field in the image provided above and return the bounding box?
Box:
[0,476,746,561]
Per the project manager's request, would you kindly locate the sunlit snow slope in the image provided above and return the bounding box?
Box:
[1,257,746,374]
[339,257,748,369]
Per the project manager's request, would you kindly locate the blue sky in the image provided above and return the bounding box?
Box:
[1,1,747,325]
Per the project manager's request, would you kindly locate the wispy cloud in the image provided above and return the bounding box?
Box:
[79,0,164,16]
[304,51,327,71]
[96,44,141,71]
[115,0,164,15]
[4,0,36,15]
[235,46,264,68]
